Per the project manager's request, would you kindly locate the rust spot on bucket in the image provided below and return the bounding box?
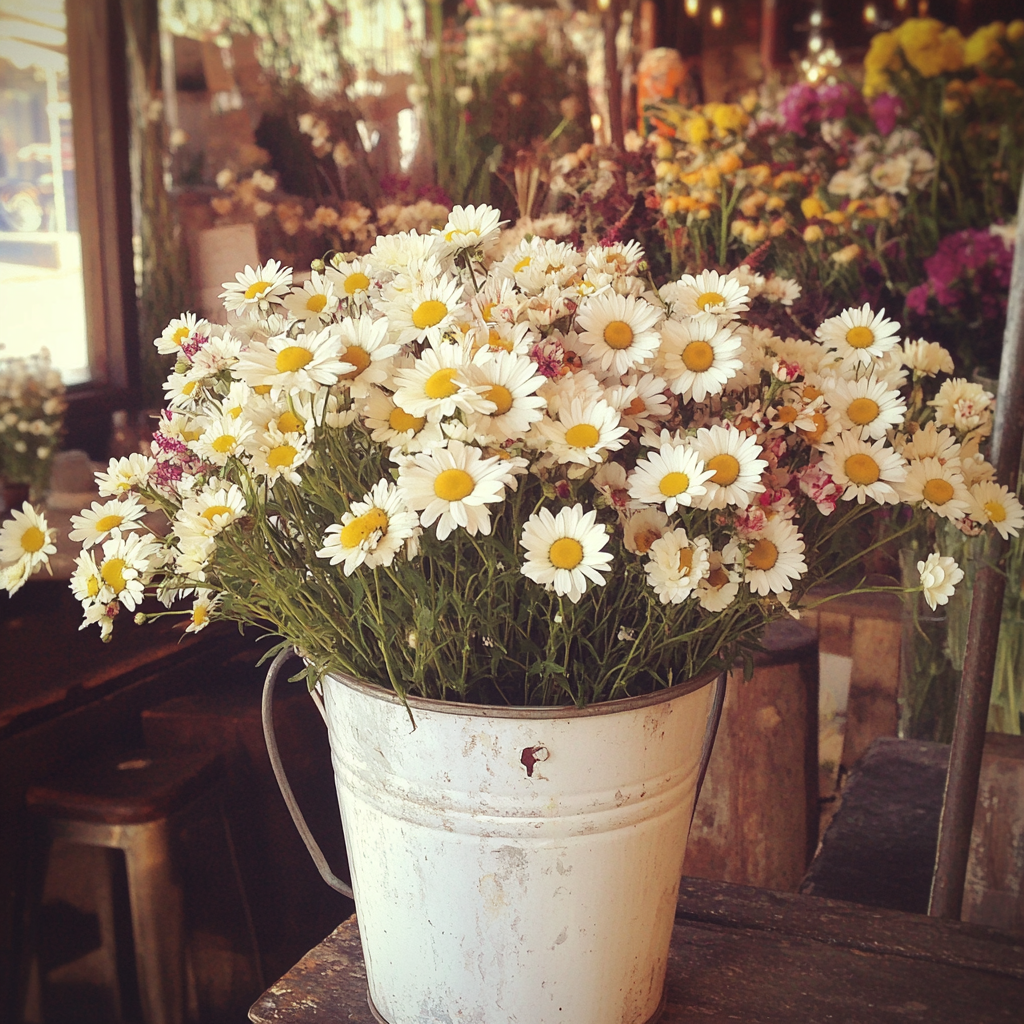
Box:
[520,745,549,777]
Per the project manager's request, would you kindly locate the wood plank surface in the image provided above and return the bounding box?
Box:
[248,879,1024,1024]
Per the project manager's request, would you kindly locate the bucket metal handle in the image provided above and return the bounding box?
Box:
[261,648,354,899]
[263,649,726,898]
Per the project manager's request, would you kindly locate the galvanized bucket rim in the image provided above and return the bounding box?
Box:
[321,663,723,720]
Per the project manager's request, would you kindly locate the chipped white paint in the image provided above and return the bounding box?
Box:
[320,672,715,1024]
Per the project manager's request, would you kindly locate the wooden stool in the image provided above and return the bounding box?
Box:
[25,748,223,1024]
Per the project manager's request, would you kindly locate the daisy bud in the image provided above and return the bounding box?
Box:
[311,259,325,272]
[135,613,148,624]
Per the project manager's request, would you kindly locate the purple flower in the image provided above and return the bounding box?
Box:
[778,83,820,134]
[869,93,904,136]
[905,283,930,316]
[817,82,862,121]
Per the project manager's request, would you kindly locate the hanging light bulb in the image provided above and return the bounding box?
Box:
[863,3,877,24]
[684,0,700,17]
[810,9,823,27]
[895,0,908,8]
[809,32,822,53]
[710,4,724,28]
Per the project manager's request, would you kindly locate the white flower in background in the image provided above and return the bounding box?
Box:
[931,379,994,434]
[727,265,765,298]
[645,529,710,604]
[327,257,376,306]
[462,349,548,443]
[232,327,350,398]
[821,434,907,505]
[192,413,256,466]
[898,422,961,464]
[333,316,400,398]
[96,454,155,497]
[899,458,972,521]
[575,292,664,376]
[155,312,209,355]
[185,592,222,633]
[532,395,629,468]
[968,482,1024,540]
[367,230,440,275]
[390,342,490,422]
[220,260,293,314]
[817,304,902,369]
[691,425,768,510]
[622,508,670,554]
[917,552,964,611]
[249,428,312,485]
[94,531,162,612]
[660,269,749,321]
[901,339,954,377]
[386,275,465,347]
[586,240,645,278]
[696,548,743,611]
[520,504,613,603]
[659,314,743,402]
[69,495,147,549]
[742,518,807,596]
[870,154,912,195]
[0,502,55,585]
[176,482,248,539]
[282,270,339,326]
[397,440,510,540]
[761,276,802,307]
[628,443,714,514]
[826,376,907,440]
[439,204,504,253]
[828,169,869,199]
[317,479,419,575]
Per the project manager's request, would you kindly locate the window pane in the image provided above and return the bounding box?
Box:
[0,0,89,385]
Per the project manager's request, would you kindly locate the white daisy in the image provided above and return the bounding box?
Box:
[326,257,377,307]
[901,338,954,377]
[968,482,1024,540]
[162,369,207,411]
[628,443,715,514]
[185,592,222,633]
[659,314,743,402]
[387,275,465,347]
[69,495,147,549]
[695,548,742,611]
[585,240,645,278]
[604,373,672,434]
[367,229,440,275]
[390,342,492,422]
[645,529,711,604]
[362,386,445,453]
[70,548,104,606]
[690,425,768,510]
[232,327,350,398]
[826,376,907,440]
[332,316,400,398]
[574,292,664,376]
[220,260,293,315]
[467,320,537,358]
[898,458,972,521]
[742,518,807,596]
[660,270,750,321]
[815,304,901,368]
[0,502,56,575]
[898,422,961,464]
[820,434,907,505]
[931,379,994,434]
[316,479,419,575]
[155,312,210,355]
[282,270,339,326]
[438,204,504,253]
[95,454,156,497]
[622,508,670,554]
[191,413,256,466]
[176,482,248,539]
[95,530,163,612]
[249,428,312,485]
[189,331,242,378]
[397,439,509,541]
[462,350,548,443]
[519,503,613,603]
[917,551,964,611]
[532,396,629,468]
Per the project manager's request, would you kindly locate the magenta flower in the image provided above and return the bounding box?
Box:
[870,93,904,136]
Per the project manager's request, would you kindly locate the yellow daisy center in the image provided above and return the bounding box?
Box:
[340,508,389,548]
[412,300,448,330]
[485,385,514,416]
[800,412,828,443]
[748,539,778,571]
[181,380,199,396]
[434,468,475,502]
[677,547,694,573]
[87,575,100,598]
[276,346,314,373]
[603,321,634,349]
[513,256,532,273]
[707,453,740,485]
[481,301,496,322]
[212,435,237,454]
[707,567,731,589]
[776,405,799,424]
[305,293,328,313]
[192,606,208,627]
[344,272,370,295]
[253,385,272,396]
[625,397,647,416]
[277,411,304,434]
[227,406,243,420]
[682,341,715,372]
[847,397,880,425]
[633,528,661,554]
[696,290,725,310]
[101,557,127,593]
[845,325,875,349]
[389,407,426,433]
[424,368,460,400]
[95,514,124,532]
[565,423,600,448]
[659,471,691,497]
[171,326,190,346]
[268,444,298,470]
[803,385,823,401]
[244,280,272,300]
[845,453,880,485]
[487,329,513,352]
[984,500,1007,523]
[20,525,47,553]
[923,478,955,506]
[549,537,584,570]
[201,504,234,522]
[340,346,372,380]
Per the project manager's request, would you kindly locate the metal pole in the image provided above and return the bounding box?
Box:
[929,175,1024,919]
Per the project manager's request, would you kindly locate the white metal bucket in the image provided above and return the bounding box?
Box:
[311,667,720,1024]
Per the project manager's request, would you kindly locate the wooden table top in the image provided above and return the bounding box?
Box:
[249,877,1024,1024]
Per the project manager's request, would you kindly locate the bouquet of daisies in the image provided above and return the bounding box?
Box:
[3,205,1020,705]
[0,349,65,495]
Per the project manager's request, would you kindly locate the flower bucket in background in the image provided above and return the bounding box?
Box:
[264,651,725,1024]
